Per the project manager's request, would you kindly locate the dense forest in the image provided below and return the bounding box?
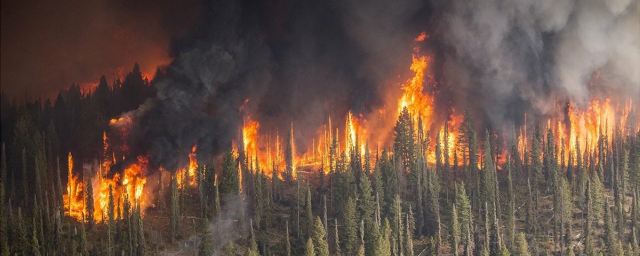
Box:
[1,64,640,256]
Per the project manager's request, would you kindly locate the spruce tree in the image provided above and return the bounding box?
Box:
[86,173,94,230]
[306,185,313,237]
[451,203,460,256]
[506,156,515,249]
[31,217,41,256]
[334,219,341,256]
[304,237,316,256]
[247,219,259,256]
[313,217,330,256]
[358,173,375,227]
[604,200,617,255]
[343,197,357,254]
[221,151,239,196]
[514,232,530,256]
[286,221,292,256]
[198,218,214,256]
[170,172,179,242]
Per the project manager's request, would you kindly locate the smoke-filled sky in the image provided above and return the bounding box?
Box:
[1,0,202,98]
[3,0,638,170]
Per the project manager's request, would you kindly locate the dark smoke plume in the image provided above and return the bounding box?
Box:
[118,0,638,172]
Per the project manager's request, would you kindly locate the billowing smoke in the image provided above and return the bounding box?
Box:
[435,0,639,126]
[122,0,272,171]
[116,0,638,172]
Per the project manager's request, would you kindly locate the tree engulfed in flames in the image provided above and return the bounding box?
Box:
[64,121,150,223]
[64,31,640,224]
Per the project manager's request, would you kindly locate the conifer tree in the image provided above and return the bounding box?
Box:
[221,151,239,195]
[506,156,515,249]
[86,173,94,230]
[301,236,315,256]
[405,213,414,256]
[333,219,341,256]
[286,123,295,180]
[247,219,259,256]
[55,158,64,218]
[286,221,292,256]
[108,185,115,233]
[80,218,88,255]
[198,218,214,256]
[380,218,392,256]
[31,217,41,256]
[499,245,510,256]
[604,200,617,255]
[390,194,404,255]
[343,197,357,254]
[481,132,496,210]
[306,185,313,237]
[584,179,593,255]
[451,203,460,256]
[225,241,236,255]
[170,172,179,242]
[358,173,374,227]
[515,233,530,256]
[312,217,329,256]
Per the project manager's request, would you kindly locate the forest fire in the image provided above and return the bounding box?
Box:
[230,31,640,179]
[57,30,639,227]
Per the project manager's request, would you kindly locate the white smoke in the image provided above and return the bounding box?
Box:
[438,0,639,125]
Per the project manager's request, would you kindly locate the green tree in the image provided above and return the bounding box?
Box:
[333,219,341,256]
[221,151,239,196]
[286,123,295,180]
[451,203,460,256]
[313,217,329,256]
[170,172,179,242]
[603,200,617,255]
[358,173,375,227]
[306,186,313,237]
[86,174,94,230]
[514,233,530,256]
[304,237,316,256]
[286,221,291,256]
[343,197,357,254]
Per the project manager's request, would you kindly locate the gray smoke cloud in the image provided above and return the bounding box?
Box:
[115,0,638,172]
[121,0,272,171]
[436,0,639,126]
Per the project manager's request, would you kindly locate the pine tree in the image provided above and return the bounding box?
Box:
[604,200,617,255]
[515,233,530,256]
[305,237,316,256]
[80,218,88,255]
[585,179,593,255]
[390,194,404,255]
[55,158,64,219]
[313,217,329,256]
[380,218,392,256]
[506,156,515,249]
[221,150,239,195]
[247,219,259,256]
[333,219,341,256]
[31,217,41,256]
[136,205,146,256]
[451,203,460,256]
[86,173,94,230]
[405,213,414,256]
[306,185,313,237]
[286,123,295,180]
[108,184,115,234]
[358,173,375,227]
[481,132,496,210]
[285,221,291,256]
[343,197,357,254]
[499,245,510,256]
[170,172,179,242]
